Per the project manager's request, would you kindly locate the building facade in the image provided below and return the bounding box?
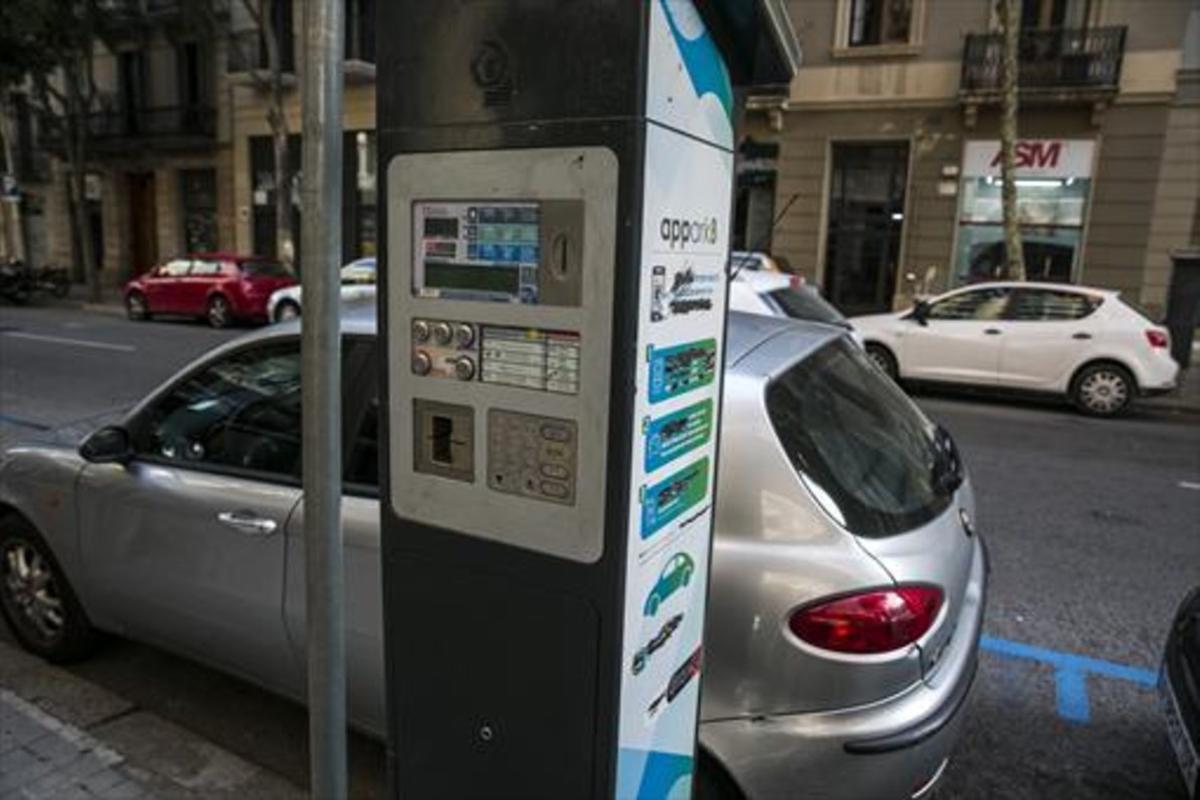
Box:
[5,0,1196,313]
[4,2,234,285]
[737,0,1200,316]
[2,0,377,288]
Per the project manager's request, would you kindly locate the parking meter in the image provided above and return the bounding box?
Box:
[377,3,799,797]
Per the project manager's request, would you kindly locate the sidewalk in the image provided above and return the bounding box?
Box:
[58,285,125,317]
[0,641,303,800]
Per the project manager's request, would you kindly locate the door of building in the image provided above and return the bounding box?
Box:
[128,172,158,278]
[823,142,909,315]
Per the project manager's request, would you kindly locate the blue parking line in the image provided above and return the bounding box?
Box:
[981,635,1157,724]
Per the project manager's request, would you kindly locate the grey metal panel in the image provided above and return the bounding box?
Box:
[74,461,303,693]
[386,147,618,563]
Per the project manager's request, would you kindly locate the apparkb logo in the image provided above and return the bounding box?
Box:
[660,215,718,249]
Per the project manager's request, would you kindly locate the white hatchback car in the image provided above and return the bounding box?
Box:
[267,257,376,322]
[728,270,864,347]
[852,282,1178,416]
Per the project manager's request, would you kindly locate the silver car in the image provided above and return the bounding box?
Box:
[0,310,986,800]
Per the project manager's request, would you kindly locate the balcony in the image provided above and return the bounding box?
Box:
[96,0,229,40]
[40,105,217,155]
[227,29,298,85]
[960,26,1127,101]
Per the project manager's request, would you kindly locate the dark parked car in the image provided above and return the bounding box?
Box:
[123,253,296,328]
[1161,586,1200,799]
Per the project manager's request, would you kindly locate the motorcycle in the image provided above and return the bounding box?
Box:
[0,259,70,304]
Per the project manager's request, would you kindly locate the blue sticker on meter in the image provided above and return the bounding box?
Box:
[644,400,713,472]
[647,339,716,404]
[641,457,709,539]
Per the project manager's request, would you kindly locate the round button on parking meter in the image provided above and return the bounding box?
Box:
[412,351,432,376]
[412,319,431,342]
[432,321,453,345]
[454,323,475,348]
[454,357,476,381]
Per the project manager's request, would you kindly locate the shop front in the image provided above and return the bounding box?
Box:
[953,138,1096,286]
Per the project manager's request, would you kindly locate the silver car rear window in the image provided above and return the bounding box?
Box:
[765,339,954,538]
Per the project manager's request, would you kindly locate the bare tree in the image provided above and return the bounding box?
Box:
[2,0,105,300]
[238,0,294,268]
[997,0,1026,280]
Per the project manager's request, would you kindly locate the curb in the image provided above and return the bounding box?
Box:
[0,640,304,799]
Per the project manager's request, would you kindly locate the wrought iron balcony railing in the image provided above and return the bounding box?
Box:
[40,105,216,150]
[961,26,1127,94]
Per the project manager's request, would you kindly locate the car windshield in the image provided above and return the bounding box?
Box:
[240,259,291,279]
[767,287,847,326]
[765,338,955,538]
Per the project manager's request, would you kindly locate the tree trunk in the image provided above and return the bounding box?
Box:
[0,107,23,261]
[262,0,293,270]
[998,0,1026,281]
[65,56,100,303]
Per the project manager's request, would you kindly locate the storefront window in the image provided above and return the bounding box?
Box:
[953,139,1094,285]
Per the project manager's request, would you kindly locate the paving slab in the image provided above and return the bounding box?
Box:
[0,642,303,800]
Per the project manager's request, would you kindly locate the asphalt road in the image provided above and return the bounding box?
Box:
[1,304,1198,799]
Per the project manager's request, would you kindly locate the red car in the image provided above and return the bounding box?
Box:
[123,253,297,328]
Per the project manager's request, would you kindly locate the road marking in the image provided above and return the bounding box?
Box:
[1,331,135,352]
[981,635,1157,724]
[1179,481,1200,491]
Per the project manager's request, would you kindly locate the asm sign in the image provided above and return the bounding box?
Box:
[963,139,1095,179]
[990,141,1061,169]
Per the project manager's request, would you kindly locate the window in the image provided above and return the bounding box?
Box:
[189,260,223,276]
[345,0,376,62]
[341,259,377,285]
[766,338,956,538]
[239,259,291,278]
[137,342,302,479]
[927,288,1011,320]
[159,259,192,277]
[345,399,378,488]
[1007,289,1100,321]
[181,169,218,253]
[767,287,848,326]
[848,0,913,47]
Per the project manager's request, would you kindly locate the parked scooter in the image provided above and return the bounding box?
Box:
[0,259,70,304]
[0,258,32,304]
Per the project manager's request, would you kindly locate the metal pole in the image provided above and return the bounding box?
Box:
[300,0,346,796]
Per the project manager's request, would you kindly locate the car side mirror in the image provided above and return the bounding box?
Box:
[911,301,930,326]
[79,425,133,465]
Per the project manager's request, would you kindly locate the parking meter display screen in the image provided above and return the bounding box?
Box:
[413,201,542,303]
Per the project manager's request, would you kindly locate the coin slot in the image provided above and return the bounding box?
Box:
[431,415,454,465]
[553,233,570,280]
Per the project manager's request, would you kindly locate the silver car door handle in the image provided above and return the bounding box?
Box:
[983,328,1002,335]
[216,511,278,536]
[1072,332,1092,340]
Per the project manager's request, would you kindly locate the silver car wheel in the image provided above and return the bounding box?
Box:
[126,292,147,321]
[276,301,300,322]
[1078,369,1129,414]
[208,296,230,328]
[2,539,65,643]
[867,350,889,373]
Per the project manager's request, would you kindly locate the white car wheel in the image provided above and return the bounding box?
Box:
[1073,364,1133,417]
[274,301,301,323]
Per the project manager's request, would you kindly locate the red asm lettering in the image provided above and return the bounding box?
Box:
[990,141,1062,169]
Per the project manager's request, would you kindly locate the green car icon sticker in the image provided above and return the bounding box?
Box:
[643,553,695,617]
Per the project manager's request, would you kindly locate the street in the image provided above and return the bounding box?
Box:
[2,305,1199,798]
